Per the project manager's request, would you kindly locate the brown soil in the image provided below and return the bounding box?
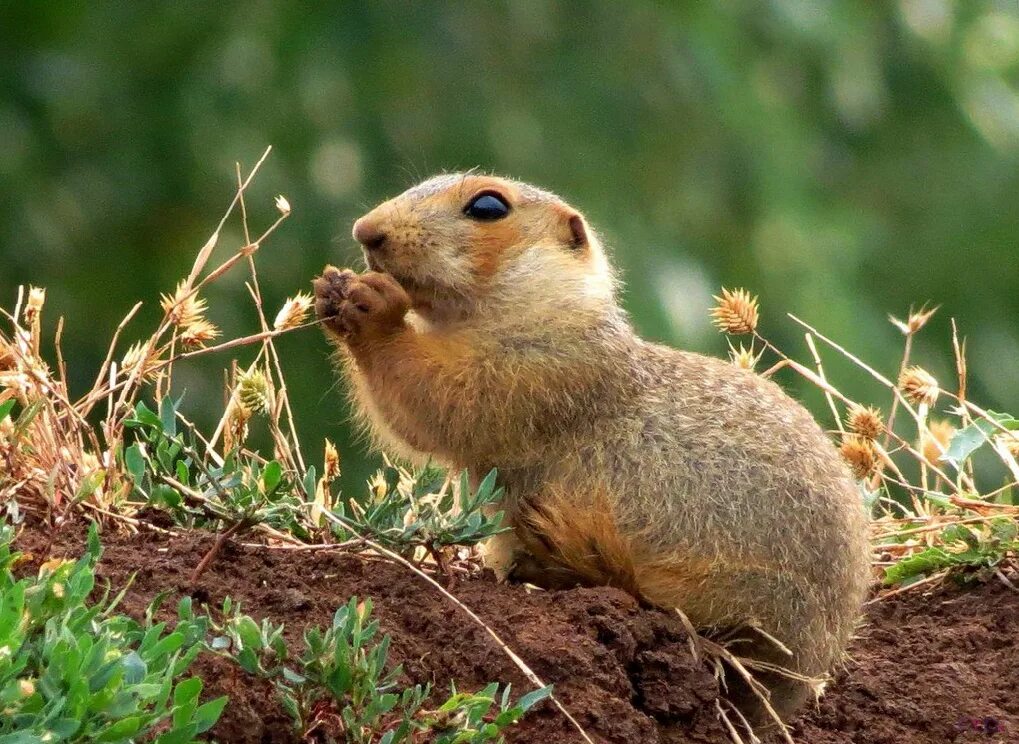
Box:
[12,522,1017,744]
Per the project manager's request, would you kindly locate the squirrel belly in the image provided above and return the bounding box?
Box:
[313,173,872,726]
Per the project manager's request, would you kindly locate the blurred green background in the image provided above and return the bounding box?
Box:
[2,1,1017,494]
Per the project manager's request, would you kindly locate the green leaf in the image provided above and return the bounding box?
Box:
[95,716,143,742]
[48,719,81,737]
[0,399,15,420]
[130,400,162,428]
[262,461,283,494]
[0,733,46,744]
[86,522,103,561]
[194,695,229,733]
[159,395,178,437]
[124,444,146,485]
[942,412,1019,468]
[883,547,957,585]
[176,459,190,485]
[147,631,186,660]
[153,725,198,744]
[235,648,259,674]
[302,466,317,499]
[173,676,203,709]
[233,615,263,652]
[516,685,554,712]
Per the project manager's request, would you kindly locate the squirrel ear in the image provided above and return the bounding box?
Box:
[562,209,588,249]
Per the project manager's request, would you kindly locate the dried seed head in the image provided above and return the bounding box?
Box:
[889,304,939,336]
[898,366,939,408]
[840,434,877,479]
[179,319,220,350]
[923,419,956,466]
[24,287,46,324]
[727,341,762,371]
[224,399,251,451]
[0,340,13,371]
[273,292,313,330]
[274,194,291,216]
[711,288,759,335]
[323,439,340,482]
[120,340,159,382]
[713,287,762,334]
[995,431,1019,459]
[368,471,388,503]
[237,369,272,416]
[847,405,884,440]
[160,281,208,328]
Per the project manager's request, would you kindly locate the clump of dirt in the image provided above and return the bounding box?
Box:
[12,521,1019,743]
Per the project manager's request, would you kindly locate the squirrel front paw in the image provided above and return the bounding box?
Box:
[313,266,410,343]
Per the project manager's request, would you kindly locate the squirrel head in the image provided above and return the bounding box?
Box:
[351,173,616,323]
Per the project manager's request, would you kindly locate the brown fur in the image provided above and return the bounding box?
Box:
[312,173,872,727]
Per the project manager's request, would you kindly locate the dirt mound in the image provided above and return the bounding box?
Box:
[12,523,1019,743]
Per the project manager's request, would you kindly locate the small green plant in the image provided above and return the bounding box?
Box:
[209,595,551,743]
[0,524,226,743]
[330,465,508,566]
[123,395,310,537]
[883,518,1019,586]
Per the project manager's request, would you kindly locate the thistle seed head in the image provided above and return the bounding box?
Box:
[179,319,220,350]
[899,366,940,408]
[727,341,762,371]
[160,281,208,328]
[224,399,251,451]
[847,405,884,440]
[120,341,159,382]
[323,439,340,482]
[273,292,313,330]
[889,304,939,335]
[711,288,759,335]
[236,369,272,417]
[840,433,877,479]
[923,419,956,466]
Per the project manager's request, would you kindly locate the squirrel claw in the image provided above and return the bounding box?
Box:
[312,267,409,343]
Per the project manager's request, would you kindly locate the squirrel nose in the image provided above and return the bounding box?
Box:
[353,217,387,251]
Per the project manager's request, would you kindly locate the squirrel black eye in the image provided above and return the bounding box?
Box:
[464,192,510,221]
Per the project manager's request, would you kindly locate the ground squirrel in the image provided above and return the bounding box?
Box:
[312,173,871,727]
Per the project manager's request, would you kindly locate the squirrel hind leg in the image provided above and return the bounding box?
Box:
[479,523,594,589]
[506,552,593,590]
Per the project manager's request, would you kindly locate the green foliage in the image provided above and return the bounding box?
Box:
[0,524,225,743]
[210,595,551,743]
[883,519,1019,586]
[123,395,310,538]
[941,412,1019,469]
[6,3,1018,496]
[329,466,507,559]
